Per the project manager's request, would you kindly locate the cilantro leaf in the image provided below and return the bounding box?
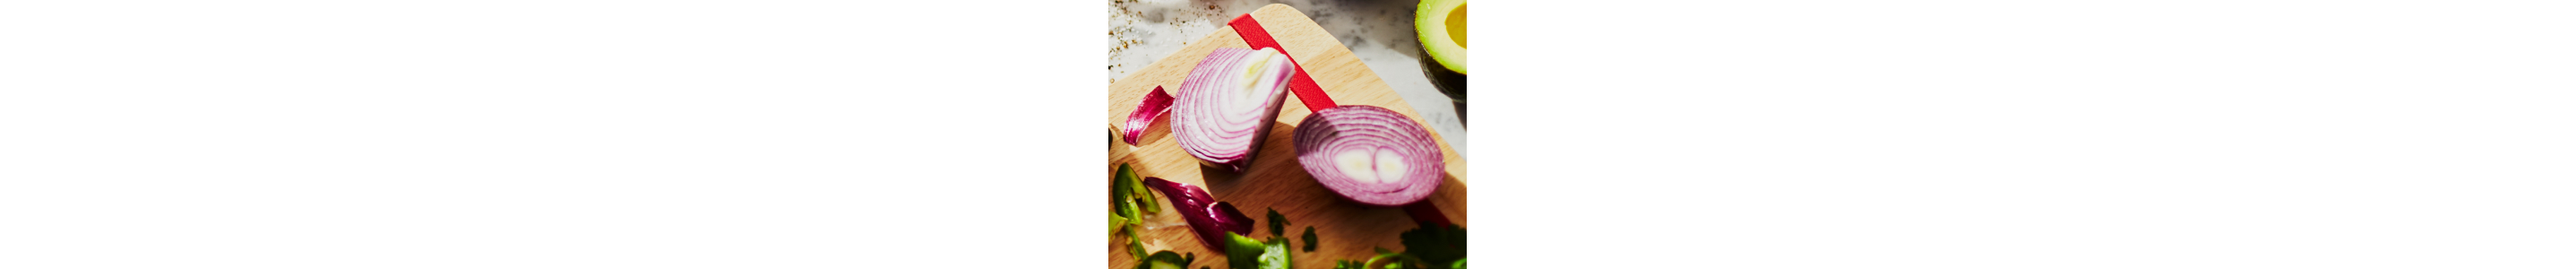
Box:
[1299,226,1318,252]
[1265,209,1288,237]
[1397,222,1465,269]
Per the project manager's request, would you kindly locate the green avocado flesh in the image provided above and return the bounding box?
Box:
[1417,0,1466,74]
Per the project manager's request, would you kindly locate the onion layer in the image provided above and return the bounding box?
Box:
[1294,106,1444,206]
[1121,86,1175,145]
[1173,48,1297,172]
[1142,177,1255,254]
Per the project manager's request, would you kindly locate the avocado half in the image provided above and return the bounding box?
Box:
[1417,0,1466,102]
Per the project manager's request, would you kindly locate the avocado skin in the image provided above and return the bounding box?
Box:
[1420,46,1466,103]
[1422,0,1463,127]
[1418,46,1465,127]
[1416,0,1466,126]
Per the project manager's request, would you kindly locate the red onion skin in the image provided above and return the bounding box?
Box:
[1142,177,1255,254]
[1122,86,1175,145]
[1293,106,1445,206]
[1173,48,1296,172]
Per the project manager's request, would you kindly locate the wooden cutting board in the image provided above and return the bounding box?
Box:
[1107,4,1465,269]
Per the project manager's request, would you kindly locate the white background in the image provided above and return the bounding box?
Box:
[1480,0,2575,267]
[5,0,2573,268]
[2,0,1096,267]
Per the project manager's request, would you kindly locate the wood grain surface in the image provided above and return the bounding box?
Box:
[1108,4,1465,269]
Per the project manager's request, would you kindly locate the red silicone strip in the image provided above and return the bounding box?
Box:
[1227,13,1337,111]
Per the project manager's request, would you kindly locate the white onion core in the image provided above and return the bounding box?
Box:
[1373,149,1408,184]
[1334,150,1377,183]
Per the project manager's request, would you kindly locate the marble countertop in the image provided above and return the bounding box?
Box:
[1111,0,1465,158]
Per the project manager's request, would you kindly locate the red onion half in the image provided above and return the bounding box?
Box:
[1294,106,1445,206]
[1173,48,1297,172]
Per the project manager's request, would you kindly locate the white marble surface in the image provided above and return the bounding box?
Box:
[1110,0,1465,158]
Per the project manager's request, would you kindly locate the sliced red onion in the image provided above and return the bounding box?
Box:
[1173,48,1297,172]
[1294,106,1445,206]
[1122,86,1175,145]
[1142,177,1255,254]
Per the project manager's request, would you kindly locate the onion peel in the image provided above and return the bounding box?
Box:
[1142,177,1255,254]
[1122,86,1175,145]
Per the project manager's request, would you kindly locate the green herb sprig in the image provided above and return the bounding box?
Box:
[1329,222,1465,269]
